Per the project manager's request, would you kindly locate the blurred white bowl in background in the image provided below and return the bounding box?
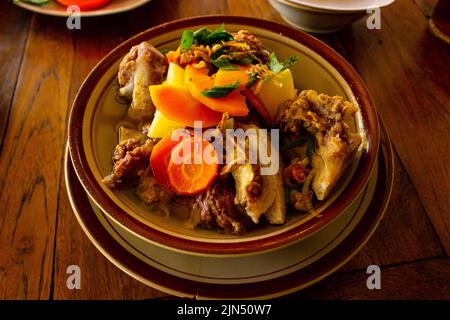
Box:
[269,0,395,33]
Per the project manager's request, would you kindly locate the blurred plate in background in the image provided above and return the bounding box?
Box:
[288,0,395,12]
[14,0,151,17]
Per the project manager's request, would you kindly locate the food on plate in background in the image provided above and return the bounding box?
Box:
[17,0,112,11]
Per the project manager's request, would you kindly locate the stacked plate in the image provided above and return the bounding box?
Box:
[66,16,394,299]
[268,0,395,33]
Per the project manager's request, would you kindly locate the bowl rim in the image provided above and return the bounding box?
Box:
[68,15,380,256]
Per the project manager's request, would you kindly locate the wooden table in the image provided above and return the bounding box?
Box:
[0,0,449,300]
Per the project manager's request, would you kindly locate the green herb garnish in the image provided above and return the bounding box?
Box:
[207,31,234,44]
[268,52,299,73]
[232,56,254,65]
[193,27,212,44]
[180,30,194,52]
[246,72,258,89]
[192,23,234,46]
[212,59,239,70]
[201,80,240,98]
[211,47,226,60]
[205,23,233,44]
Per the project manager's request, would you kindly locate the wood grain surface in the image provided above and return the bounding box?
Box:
[0,0,448,300]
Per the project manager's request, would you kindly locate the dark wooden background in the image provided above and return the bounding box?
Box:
[0,0,449,300]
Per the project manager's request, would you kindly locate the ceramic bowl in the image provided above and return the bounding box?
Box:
[68,16,379,256]
[268,0,395,33]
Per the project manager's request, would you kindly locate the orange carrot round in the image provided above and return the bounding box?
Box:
[150,130,191,189]
[167,136,218,196]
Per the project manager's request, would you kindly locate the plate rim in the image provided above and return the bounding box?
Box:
[64,118,394,299]
[68,15,380,255]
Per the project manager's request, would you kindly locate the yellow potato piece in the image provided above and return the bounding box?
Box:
[147,63,186,138]
[166,62,185,86]
[147,110,184,139]
[256,69,296,120]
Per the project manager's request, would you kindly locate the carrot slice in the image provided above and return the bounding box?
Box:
[150,130,191,189]
[214,65,252,90]
[149,84,222,127]
[184,65,249,116]
[166,49,180,64]
[168,136,218,196]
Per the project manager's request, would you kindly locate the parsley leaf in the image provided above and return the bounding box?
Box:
[193,27,212,44]
[268,52,299,73]
[246,72,258,89]
[180,30,194,52]
[212,59,239,70]
[232,55,255,65]
[201,80,240,98]
[192,23,233,46]
[211,47,226,60]
[215,23,225,33]
[207,31,234,44]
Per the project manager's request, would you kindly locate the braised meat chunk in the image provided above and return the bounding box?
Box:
[118,42,168,121]
[277,90,362,200]
[136,167,171,206]
[102,139,154,189]
[284,159,309,188]
[193,177,252,234]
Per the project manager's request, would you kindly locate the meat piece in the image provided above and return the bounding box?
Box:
[193,177,250,234]
[284,161,309,187]
[264,161,286,225]
[226,122,285,225]
[246,165,263,203]
[231,163,278,224]
[290,189,313,211]
[277,89,362,200]
[118,42,168,121]
[136,167,171,206]
[312,133,360,200]
[102,139,154,189]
